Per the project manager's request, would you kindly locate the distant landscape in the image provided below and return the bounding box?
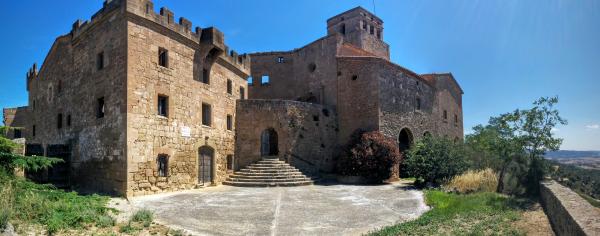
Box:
[545,150,600,170]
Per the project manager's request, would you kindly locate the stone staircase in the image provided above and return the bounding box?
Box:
[223,156,315,187]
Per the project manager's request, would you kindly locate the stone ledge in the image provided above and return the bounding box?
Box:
[540,180,600,236]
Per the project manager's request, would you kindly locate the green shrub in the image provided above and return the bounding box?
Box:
[0,136,62,174]
[404,136,469,186]
[131,209,153,227]
[96,215,116,228]
[337,130,402,182]
[119,222,138,234]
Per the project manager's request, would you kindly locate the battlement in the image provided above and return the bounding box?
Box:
[25,63,38,91]
[69,0,249,71]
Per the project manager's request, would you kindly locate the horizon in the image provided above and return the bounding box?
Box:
[1,0,599,150]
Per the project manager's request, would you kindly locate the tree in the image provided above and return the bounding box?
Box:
[473,96,567,195]
[0,136,62,174]
[404,136,469,186]
[337,130,402,182]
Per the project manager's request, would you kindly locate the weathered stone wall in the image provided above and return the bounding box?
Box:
[125,0,249,196]
[25,2,129,195]
[540,180,600,236]
[235,100,337,176]
[431,74,464,141]
[2,107,29,138]
[249,35,341,106]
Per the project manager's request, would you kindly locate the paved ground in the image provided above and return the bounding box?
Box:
[127,182,429,236]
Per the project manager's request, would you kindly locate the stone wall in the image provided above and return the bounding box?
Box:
[125,1,249,196]
[2,107,29,138]
[235,100,337,176]
[540,180,600,236]
[25,3,129,195]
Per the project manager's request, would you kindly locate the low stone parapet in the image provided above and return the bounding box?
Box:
[540,180,600,235]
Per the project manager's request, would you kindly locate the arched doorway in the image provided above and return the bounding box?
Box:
[198,146,214,185]
[398,128,413,152]
[261,128,278,156]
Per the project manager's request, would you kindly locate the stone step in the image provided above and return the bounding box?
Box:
[250,163,291,167]
[222,180,313,187]
[256,160,286,164]
[226,177,311,183]
[246,166,298,170]
[230,174,308,179]
[238,169,303,174]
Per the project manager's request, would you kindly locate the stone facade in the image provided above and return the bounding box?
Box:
[8,4,464,195]
[249,6,464,155]
[15,0,249,196]
[2,107,29,138]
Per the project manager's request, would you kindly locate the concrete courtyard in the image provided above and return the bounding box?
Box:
[126,182,429,236]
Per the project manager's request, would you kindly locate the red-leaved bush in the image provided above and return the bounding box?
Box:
[337,130,402,182]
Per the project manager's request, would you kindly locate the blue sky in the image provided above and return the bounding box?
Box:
[1,0,599,150]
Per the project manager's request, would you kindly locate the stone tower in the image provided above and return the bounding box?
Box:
[326,7,390,59]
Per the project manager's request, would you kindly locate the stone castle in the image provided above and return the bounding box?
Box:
[3,0,463,197]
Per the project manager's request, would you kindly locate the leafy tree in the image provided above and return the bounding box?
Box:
[337,130,402,182]
[467,96,566,195]
[0,136,62,174]
[404,136,469,186]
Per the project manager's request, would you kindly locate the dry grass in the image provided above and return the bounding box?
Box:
[444,168,498,194]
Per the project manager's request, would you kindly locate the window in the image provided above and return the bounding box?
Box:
[57,113,63,129]
[239,87,245,100]
[67,114,71,127]
[96,97,105,118]
[247,77,253,86]
[158,95,168,117]
[202,68,210,84]
[416,98,421,110]
[340,24,346,35]
[226,155,234,171]
[57,80,62,94]
[202,103,212,126]
[13,129,21,139]
[158,47,168,67]
[227,79,232,94]
[377,30,381,39]
[157,155,168,177]
[226,114,233,131]
[362,21,367,30]
[261,75,270,85]
[370,25,374,35]
[454,114,458,126]
[443,110,448,120]
[308,63,317,72]
[277,57,284,63]
[351,75,358,80]
[32,125,36,137]
[97,51,105,70]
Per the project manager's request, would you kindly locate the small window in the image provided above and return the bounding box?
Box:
[57,113,63,129]
[202,103,212,126]
[202,68,210,84]
[443,110,448,120]
[158,48,168,67]
[376,30,381,39]
[227,79,232,94]
[97,97,105,118]
[340,24,346,35]
[157,155,168,177]
[32,125,36,137]
[67,114,72,127]
[13,129,21,139]
[362,21,367,30]
[247,77,253,86]
[261,75,270,85]
[351,75,358,80]
[454,114,459,125]
[226,114,233,131]
[57,80,62,94]
[158,95,168,117]
[277,57,284,63]
[416,98,421,110]
[370,25,374,35]
[239,87,245,100]
[308,63,317,72]
[97,51,105,70]
[226,155,234,171]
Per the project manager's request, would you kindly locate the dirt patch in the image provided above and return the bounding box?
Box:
[513,203,554,236]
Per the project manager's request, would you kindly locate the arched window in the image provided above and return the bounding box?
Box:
[398,128,413,152]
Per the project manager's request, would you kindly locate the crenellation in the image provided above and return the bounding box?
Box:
[179,17,192,32]
[159,7,174,25]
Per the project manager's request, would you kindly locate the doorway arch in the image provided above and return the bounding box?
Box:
[198,146,214,185]
[398,128,413,152]
[261,128,279,156]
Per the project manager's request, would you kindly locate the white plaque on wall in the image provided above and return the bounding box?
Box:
[181,126,191,137]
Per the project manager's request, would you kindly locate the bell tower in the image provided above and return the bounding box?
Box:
[327,7,390,59]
